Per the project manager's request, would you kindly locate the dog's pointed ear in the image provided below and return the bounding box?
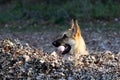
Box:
[70,19,74,30]
[75,20,81,36]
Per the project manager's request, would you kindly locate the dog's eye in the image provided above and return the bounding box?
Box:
[63,34,67,38]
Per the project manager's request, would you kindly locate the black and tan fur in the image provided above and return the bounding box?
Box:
[52,20,88,64]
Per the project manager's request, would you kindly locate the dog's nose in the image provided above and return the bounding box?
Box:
[52,41,57,46]
[52,41,60,47]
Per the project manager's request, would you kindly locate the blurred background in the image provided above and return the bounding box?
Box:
[0,1,120,80]
[0,0,120,32]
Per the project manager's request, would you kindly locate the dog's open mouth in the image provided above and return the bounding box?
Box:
[57,44,71,54]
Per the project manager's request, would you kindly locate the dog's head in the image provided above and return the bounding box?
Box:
[52,20,86,55]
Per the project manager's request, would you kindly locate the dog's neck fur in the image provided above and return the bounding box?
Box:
[69,21,88,56]
[63,20,89,64]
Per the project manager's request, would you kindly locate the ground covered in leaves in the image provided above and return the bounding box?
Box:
[0,28,120,80]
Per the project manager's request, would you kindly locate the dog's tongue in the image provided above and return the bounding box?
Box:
[57,46,65,53]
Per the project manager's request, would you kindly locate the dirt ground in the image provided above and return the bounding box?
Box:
[0,28,119,53]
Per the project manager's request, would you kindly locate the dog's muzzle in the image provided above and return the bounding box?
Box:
[52,40,71,54]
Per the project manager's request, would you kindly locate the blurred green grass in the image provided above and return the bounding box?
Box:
[0,0,120,32]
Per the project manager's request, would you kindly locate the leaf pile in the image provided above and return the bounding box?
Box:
[0,38,119,80]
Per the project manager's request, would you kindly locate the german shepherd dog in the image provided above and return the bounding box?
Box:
[52,20,88,63]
